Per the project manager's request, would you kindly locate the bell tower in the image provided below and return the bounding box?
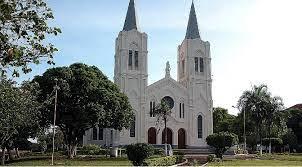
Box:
[114,0,148,144]
[177,1,213,143]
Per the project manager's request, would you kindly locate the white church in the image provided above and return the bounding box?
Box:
[83,0,213,148]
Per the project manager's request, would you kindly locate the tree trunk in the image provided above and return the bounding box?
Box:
[7,149,13,161]
[68,144,77,159]
[15,148,20,159]
[1,147,5,166]
[164,118,168,156]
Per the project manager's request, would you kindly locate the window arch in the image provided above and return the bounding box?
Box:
[150,100,155,117]
[92,127,97,140]
[98,127,103,140]
[179,102,185,118]
[197,115,203,138]
[130,116,135,137]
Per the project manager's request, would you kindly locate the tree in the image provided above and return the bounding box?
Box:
[37,127,64,152]
[126,143,154,166]
[0,79,40,165]
[213,107,235,133]
[0,0,61,77]
[282,130,298,152]
[237,84,286,154]
[286,109,302,145]
[237,84,272,155]
[206,132,238,158]
[33,63,134,158]
[153,101,172,156]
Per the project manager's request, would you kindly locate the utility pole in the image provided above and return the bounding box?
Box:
[233,106,246,154]
[52,78,58,166]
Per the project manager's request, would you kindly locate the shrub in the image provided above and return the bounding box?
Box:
[206,132,238,158]
[80,144,101,155]
[174,151,185,163]
[126,143,154,166]
[153,148,164,156]
[144,156,177,166]
[263,138,283,147]
[207,154,216,162]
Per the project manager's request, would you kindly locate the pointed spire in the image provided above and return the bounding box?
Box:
[123,0,139,31]
[185,1,201,39]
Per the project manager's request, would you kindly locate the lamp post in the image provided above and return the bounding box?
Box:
[52,78,58,166]
[233,106,246,154]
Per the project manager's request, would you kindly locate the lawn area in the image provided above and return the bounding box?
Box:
[208,154,302,166]
[8,157,132,166]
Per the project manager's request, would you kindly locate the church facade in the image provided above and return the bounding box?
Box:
[83,0,213,148]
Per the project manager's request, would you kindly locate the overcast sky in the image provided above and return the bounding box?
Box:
[19,0,302,115]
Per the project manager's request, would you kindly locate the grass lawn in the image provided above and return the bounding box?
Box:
[8,157,132,166]
[208,154,302,166]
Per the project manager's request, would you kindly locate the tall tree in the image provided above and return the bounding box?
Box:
[153,101,171,156]
[213,107,235,133]
[33,63,134,158]
[0,80,40,165]
[286,108,302,145]
[237,84,272,155]
[0,0,61,77]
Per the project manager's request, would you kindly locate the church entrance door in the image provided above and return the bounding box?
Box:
[162,128,173,145]
[148,127,157,144]
[178,128,186,149]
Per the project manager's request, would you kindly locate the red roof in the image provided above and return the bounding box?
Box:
[288,104,302,110]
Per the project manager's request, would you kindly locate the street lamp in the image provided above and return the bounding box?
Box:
[232,106,246,154]
[52,78,59,166]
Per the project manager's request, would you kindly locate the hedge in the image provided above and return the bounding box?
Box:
[144,156,178,166]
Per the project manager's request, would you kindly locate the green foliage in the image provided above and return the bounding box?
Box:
[206,132,238,158]
[125,143,154,166]
[37,128,64,152]
[0,79,41,152]
[262,138,283,147]
[153,148,165,156]
[144,156,178,166]
[33,63,134,158]
[0,0,61,77]
[286,109,302,144]
[153,101,172,155]
[237,84,285,151]
[282,130,298,150]
[79,144,101,155]
[207,154,216,162]
[213,107,236,133]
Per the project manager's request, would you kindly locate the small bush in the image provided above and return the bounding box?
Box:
[206,132,238,158]
[80,144,101,155]
[207,154,216,162]
[153,148,164,156]
[144,156,177,166]
[174,151,185,163]
[126,143,154,166]
[263,138,283,147]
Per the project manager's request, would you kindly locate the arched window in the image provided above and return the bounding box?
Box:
[150,101,155,117]
[128,50,133,69]
[198,115,202,138]
[130,116,135,137]
[92,127,97,140]
[179,103,185,118]
[98,127,103,140]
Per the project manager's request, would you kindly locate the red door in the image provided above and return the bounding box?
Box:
[148,127,157,144]
[178,128,186,149]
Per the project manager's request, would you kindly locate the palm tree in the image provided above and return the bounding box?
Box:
[153,101,172,156]
[238,84,271,155]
